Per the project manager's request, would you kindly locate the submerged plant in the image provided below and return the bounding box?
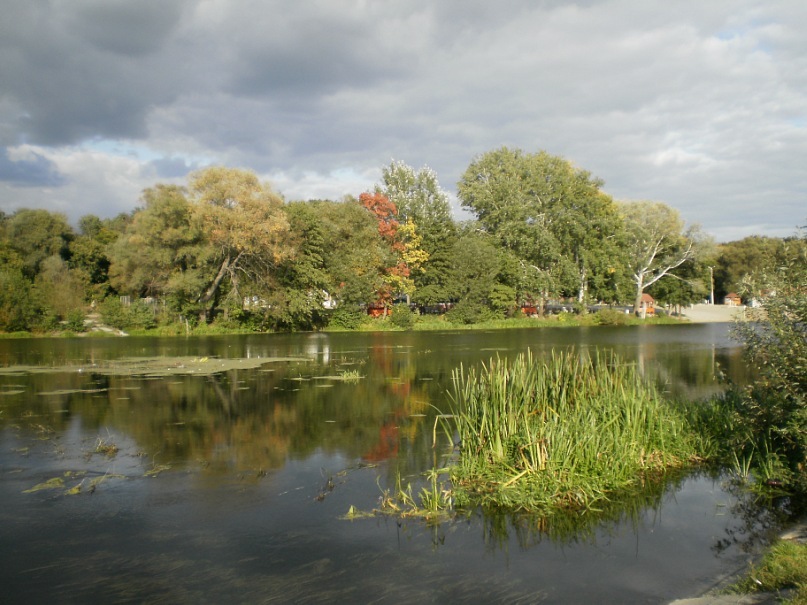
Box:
[346,469,453,524]
[94,436,119,457]
[336,369,362,383]
[445,349,699,514]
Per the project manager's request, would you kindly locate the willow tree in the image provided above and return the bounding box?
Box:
[110,168,293,322]
[188,167,292,321]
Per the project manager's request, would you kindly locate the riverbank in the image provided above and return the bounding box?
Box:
[669,522,807,605]
[0,309,683,338]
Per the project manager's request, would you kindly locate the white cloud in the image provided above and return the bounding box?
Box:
[0,145,173,222]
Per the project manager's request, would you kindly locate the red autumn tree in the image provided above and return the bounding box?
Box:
[359,192,401,248]
[359,192,429,309]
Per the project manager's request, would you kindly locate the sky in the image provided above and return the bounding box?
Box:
[1,1,805,242]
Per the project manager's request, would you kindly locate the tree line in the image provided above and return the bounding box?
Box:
[0,148,801,333]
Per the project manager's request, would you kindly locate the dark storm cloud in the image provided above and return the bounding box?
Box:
[0,0,189,146]
[0,0,804,239]
[67,0,188,56]
[226,15,405,97]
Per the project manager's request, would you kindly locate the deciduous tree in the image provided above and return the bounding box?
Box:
[260,201,331,331]
[4,208,73,278]
[458,147,624,305]
[108,184,204,315]
[188,167,292,321]
[618,201,707,313]
[714,235,785,300]
[379,160,455,289]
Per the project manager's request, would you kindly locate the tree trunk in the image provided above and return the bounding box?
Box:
[199,255,231,322]
[577,267,587,303]
[633,276,645,314]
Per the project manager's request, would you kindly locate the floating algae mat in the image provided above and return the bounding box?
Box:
[0,356,309,377]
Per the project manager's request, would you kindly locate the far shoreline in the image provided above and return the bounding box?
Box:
[0,305,747,339]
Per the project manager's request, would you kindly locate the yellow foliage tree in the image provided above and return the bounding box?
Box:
[189,167,292,320]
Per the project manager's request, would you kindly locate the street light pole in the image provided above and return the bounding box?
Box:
[708,266,714,305]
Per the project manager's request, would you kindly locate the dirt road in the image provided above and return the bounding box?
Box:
[680,304,746,323]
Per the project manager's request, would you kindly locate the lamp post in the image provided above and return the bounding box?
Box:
[708,266,714,305]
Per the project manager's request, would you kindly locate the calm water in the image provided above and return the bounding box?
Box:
[0,325,780,603]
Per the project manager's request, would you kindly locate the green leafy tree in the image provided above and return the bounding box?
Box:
[4,209,73,278]
[714,236,785,300]
[457,147,624,306]
[0,267,38,332]
[259,201,331,331]
[444,229,505,323]
[34,255,87,321]
[318,198,388,311]
[729,227,807,491]
[379,160,456,289]
[648,258,709,312]
[67,214,121,300]
[108,184,205,316]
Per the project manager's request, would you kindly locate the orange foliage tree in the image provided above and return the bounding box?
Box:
[359,192,428,309]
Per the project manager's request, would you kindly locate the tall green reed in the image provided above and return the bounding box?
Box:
[446,349,698,513]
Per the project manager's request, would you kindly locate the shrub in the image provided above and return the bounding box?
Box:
[99,298,129,329]
[594,308,629,326]
[127,300,157,330]
[723,229,807,492]
[446,300,494,325]
[65,308,87,332]
[328,305,365,330]
[389,304,415,329]
[100,297,156,330]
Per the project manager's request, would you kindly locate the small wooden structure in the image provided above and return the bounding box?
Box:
[639,293,655,317]
[724,292,742,307]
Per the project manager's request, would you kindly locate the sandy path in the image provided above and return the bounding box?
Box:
[680,303,746,323]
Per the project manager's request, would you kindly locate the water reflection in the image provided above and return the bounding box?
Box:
[2,327,740,471]
[1,325,773,603]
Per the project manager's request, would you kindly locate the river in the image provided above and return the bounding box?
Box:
[0,324,780,603]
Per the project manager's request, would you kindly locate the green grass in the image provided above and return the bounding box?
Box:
[444,349,699,513]
[324,311,682,333]
[729,540,807,603]
[2,308,682,338]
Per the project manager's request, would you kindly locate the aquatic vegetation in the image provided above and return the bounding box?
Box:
[94,436,119,457]
[0,355,309,378]
[336,369,362,382]
[345,469,454,524]
[23,476,66,493]
[444,350,699,513]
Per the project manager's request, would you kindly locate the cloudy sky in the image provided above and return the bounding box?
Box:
[1,0,805,242]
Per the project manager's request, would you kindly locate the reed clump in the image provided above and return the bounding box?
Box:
[446,350,699,513]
